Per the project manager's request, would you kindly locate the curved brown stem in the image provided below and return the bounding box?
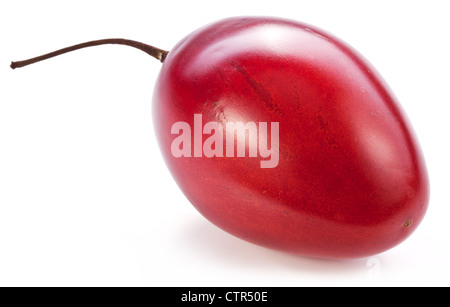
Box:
[10,38,169,69]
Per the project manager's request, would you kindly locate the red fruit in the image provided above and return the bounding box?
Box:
[152,17,429,259]
[11,17,429,259]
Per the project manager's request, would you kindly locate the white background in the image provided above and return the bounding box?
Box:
[0,0,449,287]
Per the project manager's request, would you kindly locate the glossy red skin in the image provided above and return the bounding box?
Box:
[152,17,429,259]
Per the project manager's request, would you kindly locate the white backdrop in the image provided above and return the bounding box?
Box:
[0,0,449,286]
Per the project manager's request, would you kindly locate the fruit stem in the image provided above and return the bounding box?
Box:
[10,38,169,69]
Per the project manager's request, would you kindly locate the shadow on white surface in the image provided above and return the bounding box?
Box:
[175,217,384,285]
